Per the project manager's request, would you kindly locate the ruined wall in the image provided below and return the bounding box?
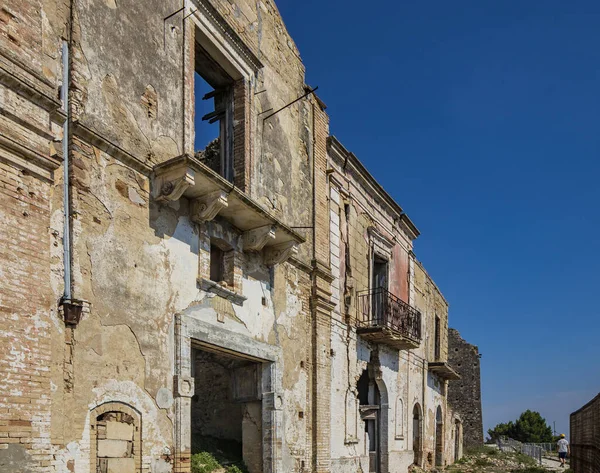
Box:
[327,139,423,473]
[448,329,483,448]
[411,261,462,469]
[0,0,320,471]
[570,393,600,473]
[0,0,69,470]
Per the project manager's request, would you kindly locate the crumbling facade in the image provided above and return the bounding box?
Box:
[0,1,471,472]
[325,138,463,472]
[570,393,600,473]
[447,329,484,449]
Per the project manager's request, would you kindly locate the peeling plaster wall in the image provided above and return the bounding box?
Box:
[326,144,462,472]
[327,150,418,473]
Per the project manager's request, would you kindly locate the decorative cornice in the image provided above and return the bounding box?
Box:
[73,121,153,175]
[190,0,263,73]
[328,135,420,240]
[0,52,63,123]
[243,225,276,252]
[0,133,61,182]
[190,190,228,223]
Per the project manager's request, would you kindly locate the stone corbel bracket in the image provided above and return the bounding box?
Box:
[243,225,276,252]
[153,164,195,202]
[263,241,298,266]
[190,190,228,223]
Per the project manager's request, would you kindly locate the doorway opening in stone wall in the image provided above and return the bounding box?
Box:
[371,255,388,324]
[357,365,388,473]
[454,419,462,461]
[435,406,444,467]
[190,345,263,473]
[412,403,423,467]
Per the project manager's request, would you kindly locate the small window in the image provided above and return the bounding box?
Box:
[210,244,224,283]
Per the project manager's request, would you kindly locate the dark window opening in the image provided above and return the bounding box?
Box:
[194,41,234,182]
[210,244,225,283]
[357,369,370,406]
[434,316,441,361]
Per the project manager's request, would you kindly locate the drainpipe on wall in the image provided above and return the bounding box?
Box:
[60,40,83,326]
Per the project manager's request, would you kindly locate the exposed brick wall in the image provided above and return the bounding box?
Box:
[0,160,54,470]
[570,393,600,473]
[233,78,252,192]
[313,102,330,266]
[447,329,483,448]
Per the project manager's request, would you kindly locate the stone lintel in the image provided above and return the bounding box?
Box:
[190,190,228,223]
[242,225,276,252]
[263,241,298,266]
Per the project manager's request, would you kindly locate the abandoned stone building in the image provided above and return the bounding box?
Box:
[0,0,477,472]
[447,329,483,448]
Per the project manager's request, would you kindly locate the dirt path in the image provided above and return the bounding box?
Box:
[541,456,568,471]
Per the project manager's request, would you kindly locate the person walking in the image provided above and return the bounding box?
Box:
[557,433,569,468]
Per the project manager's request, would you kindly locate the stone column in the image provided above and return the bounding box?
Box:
[173,314,194,473]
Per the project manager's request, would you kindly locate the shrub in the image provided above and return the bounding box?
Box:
[191,451,221,473]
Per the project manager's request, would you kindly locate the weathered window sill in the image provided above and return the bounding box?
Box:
[198,278,247,306]
[395,435,404,441]
[344,436,359,445]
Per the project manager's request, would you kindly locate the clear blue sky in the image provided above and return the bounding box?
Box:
[276,0,600,437]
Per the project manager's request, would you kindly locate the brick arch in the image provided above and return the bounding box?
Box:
[89,401,142,473]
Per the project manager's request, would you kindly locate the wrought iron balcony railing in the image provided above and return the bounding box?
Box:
[356,287,422,347]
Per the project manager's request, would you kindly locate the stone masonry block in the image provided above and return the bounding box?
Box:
[107,457,136,473]
[105,421,133,441]
[97,439,130,458]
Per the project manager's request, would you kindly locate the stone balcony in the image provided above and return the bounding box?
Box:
[152,154,305,265]
[428,361,461,381]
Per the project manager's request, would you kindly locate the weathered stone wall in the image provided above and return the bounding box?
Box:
[448,329,483,448]
[0,1,477,472]
[570,393,600,473]
[412,261,462,469]
[0,0,68,470]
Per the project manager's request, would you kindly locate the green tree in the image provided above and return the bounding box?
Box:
[487,410,553,443]
[487,421,515,442]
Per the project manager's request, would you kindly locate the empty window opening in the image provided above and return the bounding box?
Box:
[434,316,441,361]
[210,244,225,283]
[191,348,263,473]
[194,41,234,182]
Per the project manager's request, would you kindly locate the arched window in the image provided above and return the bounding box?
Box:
[89,402,142,473]
[395,397,404,439]
[345,389,359,443]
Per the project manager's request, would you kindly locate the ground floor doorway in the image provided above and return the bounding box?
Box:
[412,404,422,467]
[435,406,444,467]
[191,346,263,473]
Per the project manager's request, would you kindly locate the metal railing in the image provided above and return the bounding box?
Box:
[356,287,422,342]
[497,436,542,465]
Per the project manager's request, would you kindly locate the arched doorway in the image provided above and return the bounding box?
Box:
[454,419,462,461]
[357,366,389,473]
[412,404,422,467]
[435,406,443,467]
